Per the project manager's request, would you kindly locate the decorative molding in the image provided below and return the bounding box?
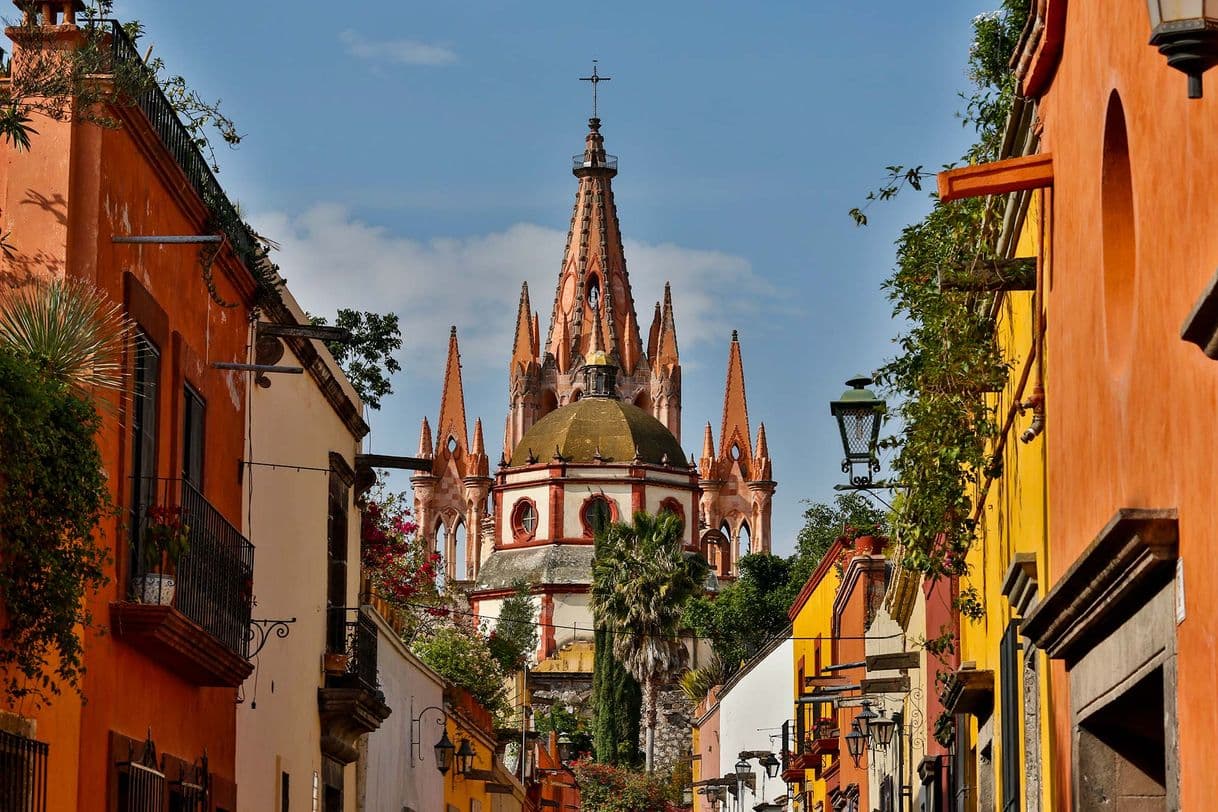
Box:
[317,686,391,764]
[1001,552,1040,617]
[1022,508,1178,663]
[110,603,254,687]
[941,665,994,718]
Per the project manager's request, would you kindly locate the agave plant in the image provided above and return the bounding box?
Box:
[0,277,133,393]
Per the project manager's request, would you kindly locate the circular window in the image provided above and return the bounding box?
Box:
[512,499,538,539]
[582,496,615,537]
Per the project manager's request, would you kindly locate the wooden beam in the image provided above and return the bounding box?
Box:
[257,322,354,343]
[939,257,1037,292]
[937,152,1053,202]
[355,453,433,472]
[865,651,921,672]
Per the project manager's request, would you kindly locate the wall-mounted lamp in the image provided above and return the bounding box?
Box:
[1148,1,1218,98]
[456,738,475,777]
[434,729,455,775]
[409,704,451,774]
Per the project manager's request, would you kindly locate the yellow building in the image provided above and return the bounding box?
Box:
[941,104,1058,812]
[444,686,528,812]
[785,539,845,811]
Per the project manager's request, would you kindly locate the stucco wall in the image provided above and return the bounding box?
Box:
[717,639,793,809]
[365,616,446,812]
[237,304,364,811]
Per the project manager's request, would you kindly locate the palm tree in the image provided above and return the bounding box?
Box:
[0,277,133,394]
[590,510,709,771]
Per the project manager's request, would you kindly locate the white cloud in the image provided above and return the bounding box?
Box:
[339,30,458,67]
[252,204,774,384]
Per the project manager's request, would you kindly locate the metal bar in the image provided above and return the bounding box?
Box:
[211,362,304,374]
[820,660,866,672]
[111,235,224,244]
[257,323,355,343]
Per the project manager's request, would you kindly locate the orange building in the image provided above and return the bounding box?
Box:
[0,5,275,808]
[936,0,1218,807]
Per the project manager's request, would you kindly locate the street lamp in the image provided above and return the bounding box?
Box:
[434,729,455,775]
[1148,1,1218,98]
[870,709,896,750]
[557,731,574,764]
[455,738,475,776]
[734,757,753,781]
[830,375,885,487]
[760,752,781,779]
[855,700,877,738]
[844,720,868,769]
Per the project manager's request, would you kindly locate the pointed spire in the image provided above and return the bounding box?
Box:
[654,282,679,368]
[437,326,469,453]
[702,422,715,460]
[718,330,753,473]
[472,418,486,456]
[419,416,434,458]
[753,422,773,481]
[471,418,489,477]
[647,301,662,363]
[510,281,537,374]
[755,422,770,458]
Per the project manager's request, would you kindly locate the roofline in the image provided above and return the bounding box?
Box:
[715,625,793,702]
[788,537,850,620]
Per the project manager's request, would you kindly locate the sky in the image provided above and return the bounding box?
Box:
[106,0,997,553]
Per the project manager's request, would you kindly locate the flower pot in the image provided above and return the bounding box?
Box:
[132,573,175,605]
[323,652,349,675]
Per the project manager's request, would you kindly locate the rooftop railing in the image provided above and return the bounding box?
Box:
[572,153,619,171]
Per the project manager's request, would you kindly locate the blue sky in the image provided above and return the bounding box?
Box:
[109,0,996,552]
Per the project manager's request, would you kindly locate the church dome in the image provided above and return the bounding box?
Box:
[510,397,686,467]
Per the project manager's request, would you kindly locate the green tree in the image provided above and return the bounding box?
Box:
[487,581,538,673]
[682,553,794,674]
[591,623,642,766]
[591,511,708,771]
[411,618,510,720]
[789,493,887,586]
[311,309,402,409]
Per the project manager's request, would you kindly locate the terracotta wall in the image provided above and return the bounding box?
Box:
[1036,0,1218,805]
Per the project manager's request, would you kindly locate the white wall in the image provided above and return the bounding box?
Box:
[365,615,446,812]
[717,639,793,808]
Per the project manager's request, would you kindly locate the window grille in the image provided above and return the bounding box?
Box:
[117,732,166,812]
[0,729,49,812]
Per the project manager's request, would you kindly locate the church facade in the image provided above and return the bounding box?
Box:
[413,116,777,662]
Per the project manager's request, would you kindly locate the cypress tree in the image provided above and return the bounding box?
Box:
[591,532,642,765]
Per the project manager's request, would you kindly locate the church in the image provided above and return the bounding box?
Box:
[411,113,777,667]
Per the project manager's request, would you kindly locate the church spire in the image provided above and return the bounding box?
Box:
[542,117,645,374]
[718,330,753,473]
[654,282,679,369]
[418,416,434,458]
[437,326,469,453]
[510,281,537,374]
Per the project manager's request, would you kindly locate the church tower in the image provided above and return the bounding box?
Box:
[411,327,492,584]
[698,331,775,576]
[505,117,681,458]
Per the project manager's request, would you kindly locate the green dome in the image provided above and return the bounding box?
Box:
[511,397,686,467]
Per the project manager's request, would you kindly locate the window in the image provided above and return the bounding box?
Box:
[118,763,166,812]
[581,496,614,537]
[130,332,161,549]
[512,499,539,539]
[182,384,204,488]
[0,729,48,812]
[738,522,751,561]
[281,772,290,812]
[452,519,467,581]
[658,498,684,526]
[326,467,350,653]
[999,621,1022,812]
[435,521,448,589]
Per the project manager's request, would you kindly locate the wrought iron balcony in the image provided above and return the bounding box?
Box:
[571,153,619,171]
[0,729,48,812]
[326,607,381,695]
[127,477,255,660]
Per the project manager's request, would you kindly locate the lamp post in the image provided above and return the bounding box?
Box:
[1148,1,1218,98]
[760,752,781,779]
[830,375,886,488]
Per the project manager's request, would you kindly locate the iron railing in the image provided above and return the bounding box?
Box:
[327,607,381,695]
[571,153,618,170]
[131,478,255,658]
[103,20,265,287]
[0,730,48,812]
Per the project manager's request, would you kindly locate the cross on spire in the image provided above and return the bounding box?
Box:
[579,60,611,118]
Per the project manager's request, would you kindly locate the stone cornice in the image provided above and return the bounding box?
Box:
[1022,508,1178,663]
[1000,552,1040,617]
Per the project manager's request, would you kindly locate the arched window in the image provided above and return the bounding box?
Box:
[512,498,539,541]
[434,521,448,589]
[659,497,685,528]
[540,389,559,419]
[738,522,751,562]
[587,275,602,312]
[581,496,616,537]
[452,519,467,581]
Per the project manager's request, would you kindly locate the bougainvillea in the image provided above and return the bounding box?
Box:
[360,489,439,610]
[569,761,683,812]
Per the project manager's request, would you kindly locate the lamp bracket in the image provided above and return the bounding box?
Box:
[409,702,448,761]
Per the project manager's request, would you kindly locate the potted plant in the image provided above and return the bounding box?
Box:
[133,504,190,605]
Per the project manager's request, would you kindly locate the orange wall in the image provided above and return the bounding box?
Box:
[0,70,256,808]
[1035,1,1218,806]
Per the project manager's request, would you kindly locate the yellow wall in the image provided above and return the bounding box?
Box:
[788,550,842,811]
[960,193,1056,811]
